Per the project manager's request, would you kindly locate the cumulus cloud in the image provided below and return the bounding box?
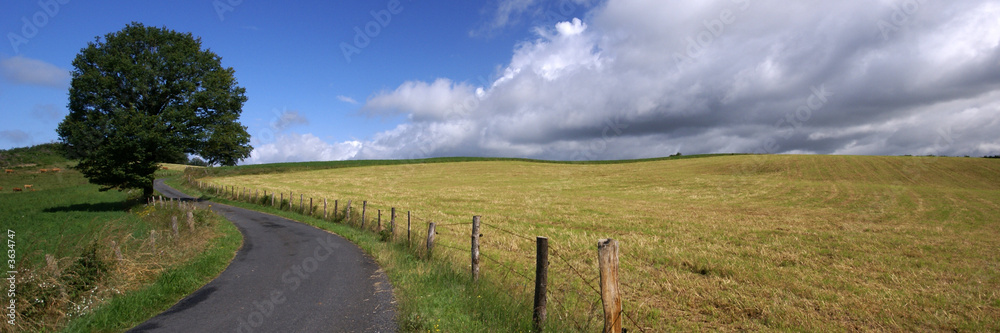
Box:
[345,0,1000,160]
[270,110,309,131]
[0,56,70,88]
[244,133,362,164]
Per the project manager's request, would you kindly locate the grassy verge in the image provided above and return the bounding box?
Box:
[165,177,539,332]
[59,207,240,332]
[1,148,240,332]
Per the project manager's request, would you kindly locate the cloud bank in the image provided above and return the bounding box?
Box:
[250,0,1000,164]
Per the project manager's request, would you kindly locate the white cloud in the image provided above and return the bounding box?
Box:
[337,95,359,104]
[354,0,1000,160]
[363,79,479,121]
[0,56,70,88]
[243,133,361,165]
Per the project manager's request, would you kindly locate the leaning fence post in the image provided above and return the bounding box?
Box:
[471,215,481,281]
[361,201,367,228]
[345,200,352,223]
[534,236,549,332]
[426,222,436,259]
[598,238,622,333]
[171,216,179,236]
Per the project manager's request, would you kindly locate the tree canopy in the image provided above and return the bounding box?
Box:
[58,23,252,196]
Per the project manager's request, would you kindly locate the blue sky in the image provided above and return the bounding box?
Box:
[2,0,999,163]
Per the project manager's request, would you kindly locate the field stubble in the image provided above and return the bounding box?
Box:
[205,155,1000,331]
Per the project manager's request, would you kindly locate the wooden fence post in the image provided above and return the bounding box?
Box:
[324,198,328,219]
[309,197,313,215]
[407,211,411,245]
[289,192,293,210]
[187,211,195,231]
[598,239,622,333]
[377,209,382,231]
[390,207,396,237]
[334,200,339,220]
[271,193,275,207]
[471,215,481,281]
[300,194,304,214]
[361,201,367,228]
[280,192,284,209]
[534,236,549,332]
[426,222,436,259]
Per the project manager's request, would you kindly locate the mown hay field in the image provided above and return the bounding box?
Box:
[204,154,1000,331]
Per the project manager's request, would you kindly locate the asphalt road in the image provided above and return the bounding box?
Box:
[128,179,396,332]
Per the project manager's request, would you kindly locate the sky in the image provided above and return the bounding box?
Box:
[1,0,998,164]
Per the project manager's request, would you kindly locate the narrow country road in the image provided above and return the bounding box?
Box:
[128,179,396,332]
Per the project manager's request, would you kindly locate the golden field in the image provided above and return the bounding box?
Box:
[203,155,1000,331]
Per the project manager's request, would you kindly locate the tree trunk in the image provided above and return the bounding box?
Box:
[144,184,154,199]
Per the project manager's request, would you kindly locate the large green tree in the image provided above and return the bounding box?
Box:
[58,23,252,197]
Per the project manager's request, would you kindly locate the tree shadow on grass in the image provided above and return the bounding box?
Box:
[43,201,127,213]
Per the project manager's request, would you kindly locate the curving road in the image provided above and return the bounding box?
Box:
[128,180,396,332]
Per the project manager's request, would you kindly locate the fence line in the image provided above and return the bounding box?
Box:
[188,178,645,332]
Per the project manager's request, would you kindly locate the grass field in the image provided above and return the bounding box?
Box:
[200,154,1000,331]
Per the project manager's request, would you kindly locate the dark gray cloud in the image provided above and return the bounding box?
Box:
[352,0,1000,160]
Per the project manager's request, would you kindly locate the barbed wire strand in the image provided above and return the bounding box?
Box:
[480,252,534,282]
[481,222,536,243]
[435,222,474,227]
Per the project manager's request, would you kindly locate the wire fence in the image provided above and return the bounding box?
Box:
[186,177,651,332]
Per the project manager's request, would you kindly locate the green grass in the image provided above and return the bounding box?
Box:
[1,146,240,332]
[1,160,135,267]
[59,210,240,333]
[195,154,1000,331]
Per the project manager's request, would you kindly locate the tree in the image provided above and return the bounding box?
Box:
[58,23,252,197]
